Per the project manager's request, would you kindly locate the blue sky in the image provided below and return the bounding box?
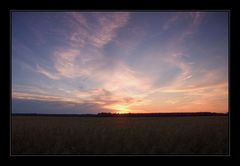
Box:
[12,12,228,114]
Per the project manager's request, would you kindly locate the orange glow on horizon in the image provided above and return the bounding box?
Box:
[105,104,131,114]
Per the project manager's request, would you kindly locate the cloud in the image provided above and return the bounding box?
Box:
[71,12,89,29]
[140,80,228,113]
[31,48,151,111]
[181,12,205,38]
[12,91,66,102]
[52,47,106,80]
[41,12,206,105]
[90,12,130,48]
[150,65,227,95]
[68,12,130,49]
[162,12,204,31]
[66,63,151,110]
[159,81,227,94]
[164,52,192,83]
[182,75,192,81]
[141,50,228,112]
[76,88,112,100]
[139,50,193,91]
[161,12,205,45]
[12,87,138,114]
[12,84,57,96]
[36,64,59,80]
[36,48,96,80]
[190,12,205,27]
[50,46,151,98]
[43,12,130,80]
[163,14,180,30]
[98,63,152,96]
[53,49,82,78]
[12,98,109,114]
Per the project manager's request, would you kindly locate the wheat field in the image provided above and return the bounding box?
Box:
[11,116,229,155]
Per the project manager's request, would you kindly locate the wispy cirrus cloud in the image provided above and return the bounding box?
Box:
[13,63,148,109]
[162,12,205,44]
[162,14,180,30]
[36,64,60,80]
[53,49,82,78]
[91,12,130,48]
[68,12,130,49]
[182,12,205,37]
[12,91,66,102]
[140,80,228,113]
[36,12,130,80]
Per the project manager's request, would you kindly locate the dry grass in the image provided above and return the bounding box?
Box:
[11,116,229,155]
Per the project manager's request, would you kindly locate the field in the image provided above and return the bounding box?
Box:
[11,116,229,155]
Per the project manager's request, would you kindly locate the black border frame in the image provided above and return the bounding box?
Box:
[1,0,239,163]
[9,10,230,157]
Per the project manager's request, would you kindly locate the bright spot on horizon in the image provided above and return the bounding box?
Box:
[107,104,131,114]
[12,11,228,114]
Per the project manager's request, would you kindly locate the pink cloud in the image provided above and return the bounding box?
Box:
[12,91,66,102]
[162,14,180,30]
[54,49,79,78]
[53,48,95,78]
[89,12,130,48]
[36,64,59,80]
[181,12,205,38]
[70,12,89,29]
[43,12,131,80]
[68,12,130,49]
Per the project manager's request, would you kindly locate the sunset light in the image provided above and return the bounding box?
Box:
[108,104,131,113]
[12,12,228,114]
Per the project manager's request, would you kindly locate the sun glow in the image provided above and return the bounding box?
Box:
[109,104,131,114]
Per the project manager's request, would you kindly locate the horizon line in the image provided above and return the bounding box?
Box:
[11,112,229,117]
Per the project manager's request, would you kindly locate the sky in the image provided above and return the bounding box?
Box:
[12,11,228,114]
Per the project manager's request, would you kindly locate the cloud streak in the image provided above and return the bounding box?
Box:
[36,64,59,80]
[68,12,130,49]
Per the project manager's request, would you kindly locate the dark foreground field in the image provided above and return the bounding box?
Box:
[11,116,229,155]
